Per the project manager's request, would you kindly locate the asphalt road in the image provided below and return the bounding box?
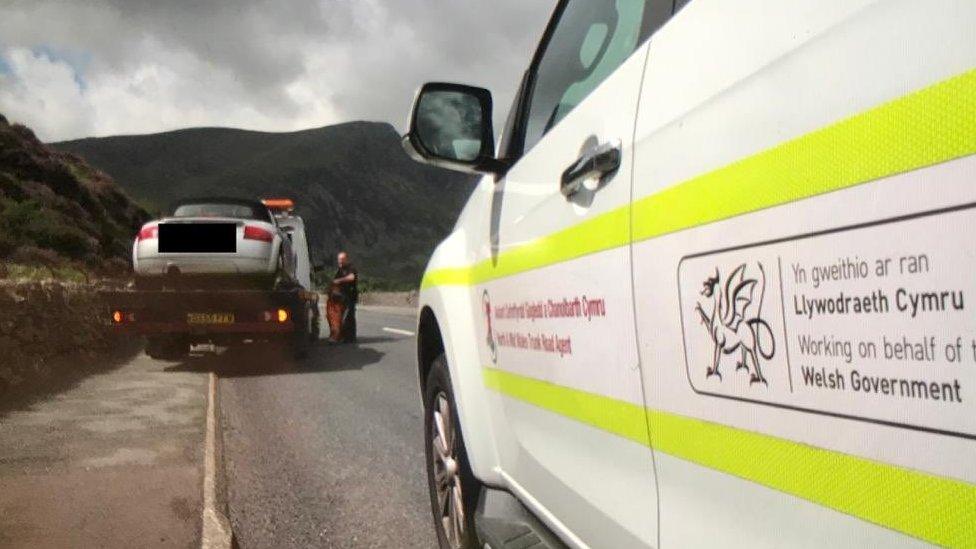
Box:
[203,306,436,548]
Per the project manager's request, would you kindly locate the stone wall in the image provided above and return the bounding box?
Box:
[0,280,124,394]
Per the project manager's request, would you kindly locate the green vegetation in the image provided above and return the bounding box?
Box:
[0,113,149,279]
[4,263,89,282]
[0,198,93,259]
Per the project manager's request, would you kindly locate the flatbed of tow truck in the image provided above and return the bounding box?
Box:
[103,286,320,360]
[105,197,321,361]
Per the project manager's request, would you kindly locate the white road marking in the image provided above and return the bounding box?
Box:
[382,327,415,337]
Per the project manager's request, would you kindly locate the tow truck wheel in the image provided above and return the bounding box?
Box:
[290,303,313,359]
[309,302,321,341]
[424,354,480,549]
[145,335,189,361]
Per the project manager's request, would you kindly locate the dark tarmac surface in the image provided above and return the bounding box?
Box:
[0,306,432,549]
[204,306,434,548]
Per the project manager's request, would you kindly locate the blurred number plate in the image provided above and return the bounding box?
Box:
[187,312,235,325]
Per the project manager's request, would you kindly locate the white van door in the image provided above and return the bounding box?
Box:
[478,1,670,546]
[631,1,976,547]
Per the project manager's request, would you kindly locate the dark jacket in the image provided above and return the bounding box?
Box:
[335,264,358,303]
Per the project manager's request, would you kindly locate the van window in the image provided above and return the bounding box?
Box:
[520,0,666,153]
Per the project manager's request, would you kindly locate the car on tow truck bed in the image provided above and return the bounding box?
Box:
[132,197,297,290]
[108,197,319,361]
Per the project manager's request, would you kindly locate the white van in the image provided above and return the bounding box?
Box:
[404,1,976,547]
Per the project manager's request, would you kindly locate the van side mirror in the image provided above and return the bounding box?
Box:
[402,82,507,175]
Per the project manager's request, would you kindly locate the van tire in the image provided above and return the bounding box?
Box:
[424,354,481,549]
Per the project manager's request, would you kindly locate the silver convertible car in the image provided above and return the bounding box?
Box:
[132,197,297,289]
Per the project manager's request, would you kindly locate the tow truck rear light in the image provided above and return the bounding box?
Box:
[137,224,158,241]
[243,225,274,242]
[261,308,290,323]
[111,310,136,323]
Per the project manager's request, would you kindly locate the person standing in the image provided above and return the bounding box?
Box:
[333,251,358,343]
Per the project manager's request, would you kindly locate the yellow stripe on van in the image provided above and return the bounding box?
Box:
[632,66,976,243]
[421,67,976,289]
[422,205,631,289]
[483,367,976,547]
[482,367,650,447]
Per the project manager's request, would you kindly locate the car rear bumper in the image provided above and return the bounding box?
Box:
[134,256,273,276]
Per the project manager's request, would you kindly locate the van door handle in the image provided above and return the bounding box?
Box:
[560,140,621,197]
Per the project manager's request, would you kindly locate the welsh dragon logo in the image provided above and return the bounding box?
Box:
[694,263,776,386]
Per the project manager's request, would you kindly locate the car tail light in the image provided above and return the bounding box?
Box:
[243,225,274,242]
[137,224,158,241]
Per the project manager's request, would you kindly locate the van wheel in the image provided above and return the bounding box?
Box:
[424,354,480,549]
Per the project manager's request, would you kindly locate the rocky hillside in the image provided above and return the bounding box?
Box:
[0,114,149,277]
[55,122,477,288]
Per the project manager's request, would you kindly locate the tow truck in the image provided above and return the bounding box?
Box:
[104,198,321,361]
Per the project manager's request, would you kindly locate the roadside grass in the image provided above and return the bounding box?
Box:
[2,263,90,283]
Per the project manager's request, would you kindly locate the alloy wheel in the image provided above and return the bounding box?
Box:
[431,391,465,547]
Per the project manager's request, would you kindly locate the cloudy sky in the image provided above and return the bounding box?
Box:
[0,0,555,142]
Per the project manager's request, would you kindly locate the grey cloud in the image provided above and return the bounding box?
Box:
[0,0,555,141]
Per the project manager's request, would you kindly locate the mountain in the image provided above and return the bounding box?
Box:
[54,122,476,288]
[0,113,149,276]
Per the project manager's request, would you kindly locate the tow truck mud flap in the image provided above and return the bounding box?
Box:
[475,488,567,549]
